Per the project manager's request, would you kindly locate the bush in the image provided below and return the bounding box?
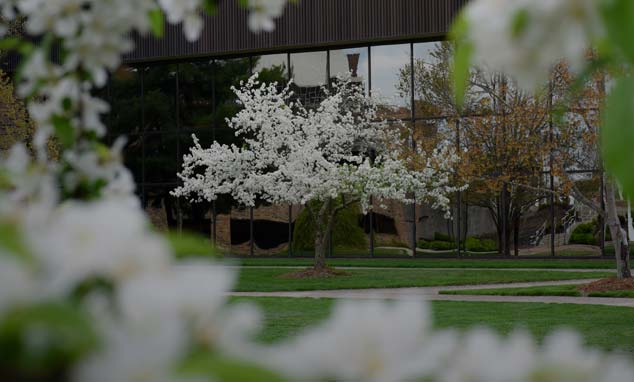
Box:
[416,239,456,251]
[573,222,595,235]
[465,237,497,252]
[433,232,454,242]
[569,232,597,246]
[428,240,456,250]
[292,201,367,252]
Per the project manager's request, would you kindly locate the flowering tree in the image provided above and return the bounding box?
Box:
[1,0,634,381]
[173,74,461,271]
[452,0,633,278]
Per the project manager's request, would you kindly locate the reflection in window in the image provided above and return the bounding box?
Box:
[143,64,177,131]
[329,47,369,95]
[290,51,327,108]
[253,54,288,86]
[110,66,141,136]
[144,186,179,231]
[122,133,143,184]
[371,44,411,117]
[213,58,251,129]
[179,61,214,130]
[413,41,451,118]
[143,133,178,183]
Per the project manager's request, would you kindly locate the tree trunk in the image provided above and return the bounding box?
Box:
[312,198,333,271]
[605,180,631,279]
[314,231,327,271]
[513,213,520,257]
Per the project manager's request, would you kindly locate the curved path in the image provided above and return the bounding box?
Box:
[230,278,634,308]
[237,266,612,273]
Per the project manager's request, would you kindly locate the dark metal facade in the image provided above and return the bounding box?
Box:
[125,0,468,63]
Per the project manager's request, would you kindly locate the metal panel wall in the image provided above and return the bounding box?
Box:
[124,0,467,63]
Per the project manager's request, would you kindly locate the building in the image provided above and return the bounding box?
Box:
[97,0,480,256]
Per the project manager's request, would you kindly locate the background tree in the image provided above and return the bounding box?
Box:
[399,43,555,256]
[174,74,460,273]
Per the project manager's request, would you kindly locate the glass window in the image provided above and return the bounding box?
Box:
[143,64,177,132]
[213,58,251,129]
[122,133,143,184]
[143,132,178,183]
[329,47,369,95]
[179,61,214,130]
[144,186,179,231]
[413,41,450,118]
[253,53,288,86]
[371,44,411,117]
[290,51,327,108]
[110,66,141,136]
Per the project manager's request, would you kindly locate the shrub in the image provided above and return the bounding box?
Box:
[292,201,367,252]
[428,240,456,250]
[465,237,497,252]
[416,239,431,249]
[569,232,597,246]
[433,232,454,242]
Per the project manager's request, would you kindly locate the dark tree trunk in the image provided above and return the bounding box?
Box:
[606,181,631,279]
[513,213,520,257]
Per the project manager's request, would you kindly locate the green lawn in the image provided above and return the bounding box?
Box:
[440,284,634,298]
[234,268,611,292]
[234,297,634,353]
[235,257,616,269]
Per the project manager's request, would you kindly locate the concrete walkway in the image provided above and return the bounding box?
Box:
[237,266,614,273]
[230,279,634,308]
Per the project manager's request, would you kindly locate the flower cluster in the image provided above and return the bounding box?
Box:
[173,73,462,214]
[460,0,603,89]
[0,0,288,199]
[0,145,262,381]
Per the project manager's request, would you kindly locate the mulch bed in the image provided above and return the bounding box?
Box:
[578,277,634,294]
[280,267,352,279]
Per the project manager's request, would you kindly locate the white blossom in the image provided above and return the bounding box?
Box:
[263,299,434,382]
[26,199,172,296]
[173,73,462,215]
[248,0,287,32]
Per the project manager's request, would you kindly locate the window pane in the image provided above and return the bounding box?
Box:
[144,132,178,183]
[144,186,179,231]
[179,61,214,130]
[122,133,143,184]
[143,64,177,131]
[290,51,327,108]
[253,53,288,86]
[371,44,411,117]
[213,58,251,129]
[329,47,369,95]
[110,66,141,136]
[413,41,451,118]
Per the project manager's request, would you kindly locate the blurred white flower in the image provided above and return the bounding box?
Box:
[464,0,603,89]
[265,299,432,382]
[27,199,171,296]
[248,0,287,32]
[0,255,36,314]
[73,312,187,382]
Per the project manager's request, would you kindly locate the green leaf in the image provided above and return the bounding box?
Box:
[449,14,473,110]
[0,37,33,55]
[51,114,75,148]
[602,75,634,197]
[600,0,634,63]
[202,0,219,14]
[180,352,286,382]
[148,9,165,38]
[166,231,217,259]
[0,221,31,261]
[510,8,530,39]
[0,302,98,377]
